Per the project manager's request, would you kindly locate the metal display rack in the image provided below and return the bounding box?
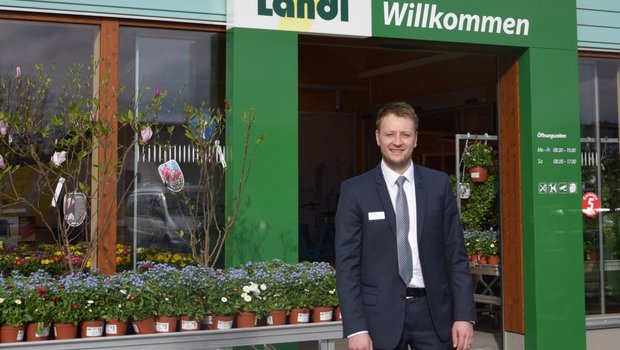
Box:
[455,133,502,321]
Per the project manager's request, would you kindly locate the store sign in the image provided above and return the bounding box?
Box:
[227,0,372,37]
[228,0,574,49]
[373,0,575,50]
[382,2,529,36]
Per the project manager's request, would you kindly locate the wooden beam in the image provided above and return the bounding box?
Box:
[498,52,524,334]
[96,20,120,274]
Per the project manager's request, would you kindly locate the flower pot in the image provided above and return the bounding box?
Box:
[1,324,25,343]
[179,315,199,332]
[478,255,488,264]
[470,254,480,264]
[156,316,178,333]
[312,306,334,323]
[212,315,234,330]
[266,310,287,326]
[53,323,78,340]
[201,314,213,330]
[487,255,500,265]
[289,308,310,324]
[105,320,128,336]
[236,311,257,328]
[26,322,50,341]
[80,320,104,338]
[335,306,342,321]
[469,166,488,182]
[585,251,599,261]
[132,316,156,334]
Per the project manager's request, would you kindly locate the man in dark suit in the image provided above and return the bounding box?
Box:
[335,101,476,350]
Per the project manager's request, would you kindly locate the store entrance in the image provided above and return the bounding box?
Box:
[298,35,502,342]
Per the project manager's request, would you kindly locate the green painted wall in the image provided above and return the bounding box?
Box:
[225,28,298,266]
[519,47,585,349]
[0,0,226,23]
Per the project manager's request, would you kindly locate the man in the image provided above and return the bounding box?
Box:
[335,101,476,350]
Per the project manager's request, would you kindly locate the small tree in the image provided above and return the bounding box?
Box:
[175,103,265,267]
[0,63,161,272]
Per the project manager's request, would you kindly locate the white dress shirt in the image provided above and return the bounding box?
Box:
[381,160,425,288]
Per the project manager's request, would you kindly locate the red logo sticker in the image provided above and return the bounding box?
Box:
[582,192,600,218]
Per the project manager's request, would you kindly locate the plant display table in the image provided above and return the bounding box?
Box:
[0,322,343,350]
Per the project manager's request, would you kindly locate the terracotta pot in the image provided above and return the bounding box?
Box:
[211,315,234,330]
[26,322,50,341]
[80,320,104,338]
[53,323,78,340]
[236,312,257,328]
[132,316,156,334]
[585,251,599,261]
[334,306,342,321]
[487,255,500,265]
[479,255,488,264]
[201,314,213,330]
[0,324,25,343]
[469,166,488,182]
[312,306,334,323]
[105,319,128,336]
[156,316,178,333]
[266,310,287,326]
[289,308,310,324]
[179,315,200,332]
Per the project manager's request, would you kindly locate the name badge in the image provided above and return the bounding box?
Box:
[368,211,385,221]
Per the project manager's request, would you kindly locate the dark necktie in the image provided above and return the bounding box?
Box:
[395,176,413,284]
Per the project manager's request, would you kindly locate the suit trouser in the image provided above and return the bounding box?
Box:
[387,296,452,350]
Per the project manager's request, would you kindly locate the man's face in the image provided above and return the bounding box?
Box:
[375,113,417,174]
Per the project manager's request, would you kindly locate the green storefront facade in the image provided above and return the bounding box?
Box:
[0,0,613,349]
[226,1,582,349]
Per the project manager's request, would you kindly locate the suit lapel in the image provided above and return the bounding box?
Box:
[414,164,426,243]
[374,165,397,235]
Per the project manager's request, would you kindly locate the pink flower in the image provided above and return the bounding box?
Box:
[155,84,160,97]
[90,110,96,122]
[0,121,6,135]
[7,134,12,144]
[51,151,67,166]
[140,126,153,143]
[161,166,171,181]
[0,155,5,169]
[15,66,21,78]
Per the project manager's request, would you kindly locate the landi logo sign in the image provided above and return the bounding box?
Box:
[257,0,349,22]
[227,0,372,37]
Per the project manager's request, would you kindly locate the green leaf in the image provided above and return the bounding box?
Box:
[77,150,88,160]
[51,115,64,127]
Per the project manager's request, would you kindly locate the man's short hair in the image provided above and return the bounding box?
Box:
[376,101,419,131]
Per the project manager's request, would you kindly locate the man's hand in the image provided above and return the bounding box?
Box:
[452,321,474,350]
[347,333,373,350]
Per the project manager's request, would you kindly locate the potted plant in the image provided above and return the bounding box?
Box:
[101,271,140,336]
[584,239,598,261]
[0,274,27,343]
[22,271,55,341]
[463,142,495,182]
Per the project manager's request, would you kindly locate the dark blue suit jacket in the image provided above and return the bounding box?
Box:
[335,163,476,349]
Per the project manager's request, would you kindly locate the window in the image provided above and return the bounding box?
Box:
[0,19,98,245]
[116,27,225,254]
[579,56,620,315]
